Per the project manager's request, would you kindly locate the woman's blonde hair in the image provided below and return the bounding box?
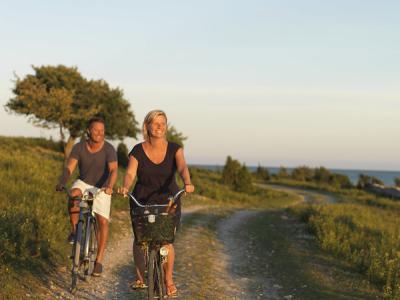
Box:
[142,109,168,141]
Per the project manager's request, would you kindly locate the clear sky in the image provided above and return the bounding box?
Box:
[1,1,399,170]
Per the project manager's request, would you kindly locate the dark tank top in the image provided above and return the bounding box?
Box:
[129,142,181,206]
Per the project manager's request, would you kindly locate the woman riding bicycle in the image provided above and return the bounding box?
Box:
[119,109,194,298]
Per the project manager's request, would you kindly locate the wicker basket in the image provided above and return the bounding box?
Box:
[132,211,177,244]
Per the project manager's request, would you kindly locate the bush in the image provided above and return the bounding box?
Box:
[292,166,314,181]
[254,165,270,181]
[117,142,129,168]
[394,177,400,188]
[357,174,384,188]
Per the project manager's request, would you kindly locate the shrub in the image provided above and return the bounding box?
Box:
[117,142,129,168]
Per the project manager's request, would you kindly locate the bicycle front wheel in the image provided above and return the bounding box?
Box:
[147,249,163,300]
[71,220,84,293]
[87,218,98,276]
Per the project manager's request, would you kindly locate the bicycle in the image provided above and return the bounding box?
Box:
[66,190,99,294]
[128,189,185,300]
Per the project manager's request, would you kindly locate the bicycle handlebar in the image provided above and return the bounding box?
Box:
[127,189,186,208]
[60,187,98,202]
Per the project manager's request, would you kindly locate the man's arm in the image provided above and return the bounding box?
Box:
[104,161,118,195]
[56,158,78,190]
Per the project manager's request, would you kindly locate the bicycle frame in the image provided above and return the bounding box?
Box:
[69,191,99,294]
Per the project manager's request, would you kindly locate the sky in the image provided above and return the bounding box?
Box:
[0,0,399,170]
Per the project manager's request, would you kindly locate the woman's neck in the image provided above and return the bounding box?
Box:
[147,137,167,148]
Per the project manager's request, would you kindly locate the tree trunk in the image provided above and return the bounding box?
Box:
[64,135,76,165]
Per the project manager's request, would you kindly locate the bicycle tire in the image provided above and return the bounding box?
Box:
[155,254,163,299]
[82,215,94,280]
[71,219,84,293]
[147,249,157,300]
[88,218,98,276]
[159,256,166,298]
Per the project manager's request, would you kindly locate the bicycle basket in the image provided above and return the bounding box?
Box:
[132,211,177,244]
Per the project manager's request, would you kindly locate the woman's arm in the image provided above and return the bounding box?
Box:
[175,148,194,193]
[118,155,138,196]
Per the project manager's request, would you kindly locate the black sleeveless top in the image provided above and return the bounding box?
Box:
[129,142,181,206]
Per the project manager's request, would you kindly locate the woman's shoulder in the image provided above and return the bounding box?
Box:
[129,142,144,157]
[168,142,182,153]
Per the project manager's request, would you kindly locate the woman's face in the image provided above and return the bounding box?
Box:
[149,115,167,139]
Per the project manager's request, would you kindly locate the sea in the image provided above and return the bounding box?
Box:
[189,164,400,186]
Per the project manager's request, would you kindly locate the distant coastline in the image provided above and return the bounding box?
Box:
[189,164,400,186]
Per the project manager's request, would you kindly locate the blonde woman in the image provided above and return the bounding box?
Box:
[119,109,194,297]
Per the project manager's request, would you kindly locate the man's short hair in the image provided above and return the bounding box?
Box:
[87,117,105,129]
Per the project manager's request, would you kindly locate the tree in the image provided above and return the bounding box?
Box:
[314,166,331,183]
[222,156,253,193]
[329,173,352,189]
[255,164,270,181]
[5,65,139,161]
[235,165,253,193]
[222,156,241,186]
[357,174,384,189]
[117,142,129,168]
[277,166,289,179]
[167,125,187,147]
[292,166,314,181]
[395,177,400,188]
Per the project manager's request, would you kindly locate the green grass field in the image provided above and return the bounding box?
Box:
[0,136,128,298]
[272,179,400,298]
[0,136,396,299]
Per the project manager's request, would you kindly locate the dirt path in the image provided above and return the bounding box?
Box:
[38,186,339,299]
[39,207,208,299]
[216,210,280,300]
[258,183,338,204]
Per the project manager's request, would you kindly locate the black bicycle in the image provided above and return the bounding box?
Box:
[67,190,99,294]
[128,189,185,300]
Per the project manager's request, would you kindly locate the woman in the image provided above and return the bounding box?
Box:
[119,109,194,297]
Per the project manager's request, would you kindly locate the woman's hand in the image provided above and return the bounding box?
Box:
[184,183,194,194]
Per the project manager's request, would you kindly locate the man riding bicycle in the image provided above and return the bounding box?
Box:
[56,117,118,276]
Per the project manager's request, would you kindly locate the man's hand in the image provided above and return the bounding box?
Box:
[102,186,113,195]
[56,183,66,192]
[117,186,129,197]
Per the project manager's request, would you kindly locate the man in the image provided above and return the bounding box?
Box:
[56,117,118,276]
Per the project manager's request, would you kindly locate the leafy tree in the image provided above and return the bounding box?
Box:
[255,164,270,181]
[222,156,253,192]
[395,177,400,188]
[222,156,241,186]
[167,125,187,147]
[235,165,253,192]
[117,142,129,168]
[329,173,352,189]
[313,166,331,183]
[5,65,139,160]
[277,166,289,179]
[292,166,314,181]
[357,174,384,189]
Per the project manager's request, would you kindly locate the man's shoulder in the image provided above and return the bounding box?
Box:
[104,141,117,153]
[70,140,85,156]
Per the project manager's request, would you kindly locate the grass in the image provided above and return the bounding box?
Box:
[0,136,128,298]
[174,171,381,299]
[268,177,400,298]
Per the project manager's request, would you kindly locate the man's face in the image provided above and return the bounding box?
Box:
[89,122,105,143]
